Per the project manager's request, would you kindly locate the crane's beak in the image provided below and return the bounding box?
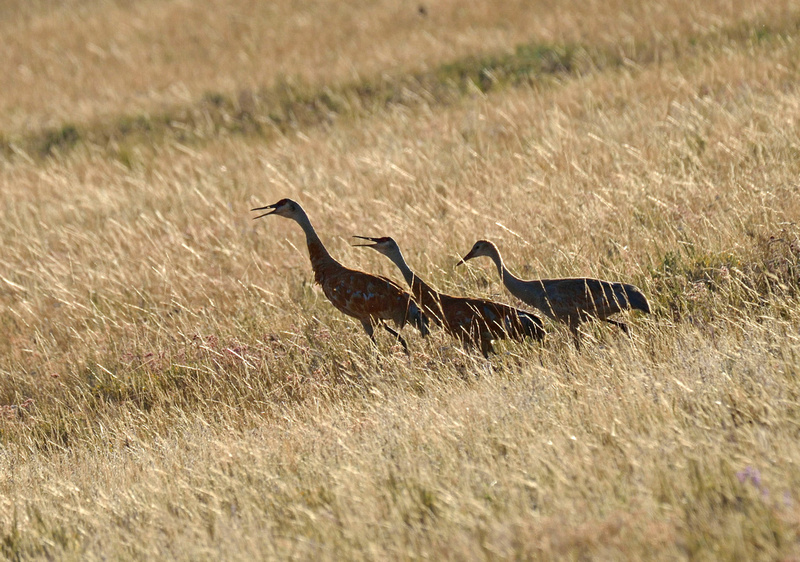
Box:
[351,235,380,247]
[251,203,278,220]
[456,249,475,267]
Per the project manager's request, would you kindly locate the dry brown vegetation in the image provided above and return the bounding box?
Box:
[2,0,800,559]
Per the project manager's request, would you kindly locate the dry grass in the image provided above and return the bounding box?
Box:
[1,0,795,133]
[2,0,800,559]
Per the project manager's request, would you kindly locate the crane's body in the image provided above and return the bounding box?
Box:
[458,240,650,343]
[252,199,429,351]
[354,236,544,357]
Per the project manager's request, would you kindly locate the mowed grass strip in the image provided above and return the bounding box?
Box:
[1,5,797,162]
[2,0,791,134]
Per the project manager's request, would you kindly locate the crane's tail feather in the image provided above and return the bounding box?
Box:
[622,286,651,314]
[508,311,546,341]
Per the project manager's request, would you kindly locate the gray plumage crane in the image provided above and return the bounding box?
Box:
[251,199,429,352]
[458,239,650,345]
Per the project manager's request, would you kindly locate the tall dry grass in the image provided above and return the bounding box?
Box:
[1,0,800,559]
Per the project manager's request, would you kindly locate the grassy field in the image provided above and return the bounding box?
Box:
[2,0,800,559]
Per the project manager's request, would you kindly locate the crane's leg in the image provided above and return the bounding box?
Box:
[605,318,630,334]
[568,317,582,349]
[480,335,495,358]
[381,324,409,354]
[360,319,378,347]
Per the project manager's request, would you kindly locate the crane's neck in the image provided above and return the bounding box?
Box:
[486,246,533,302]
[383,247,435,302]
[290,209,339,279]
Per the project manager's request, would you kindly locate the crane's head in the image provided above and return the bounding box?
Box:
[351,235,400,258]
[251,198,302,220]
[457,240,497,266]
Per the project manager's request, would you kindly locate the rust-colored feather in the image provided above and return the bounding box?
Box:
[321,269,416,326]
[252,199,428,351]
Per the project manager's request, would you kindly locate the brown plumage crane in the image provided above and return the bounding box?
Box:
[251,199,429,352]
[458,240,650,345]
[353,235,544,357]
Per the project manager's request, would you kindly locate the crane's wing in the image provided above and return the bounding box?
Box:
[322,269,413,320]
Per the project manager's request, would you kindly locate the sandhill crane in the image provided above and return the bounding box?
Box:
[251,199,429,352]
[458,240,650,345]
[353,236,544,357]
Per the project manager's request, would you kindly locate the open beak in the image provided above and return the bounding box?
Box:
[351,235,380,247]
[251,203,278,220]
